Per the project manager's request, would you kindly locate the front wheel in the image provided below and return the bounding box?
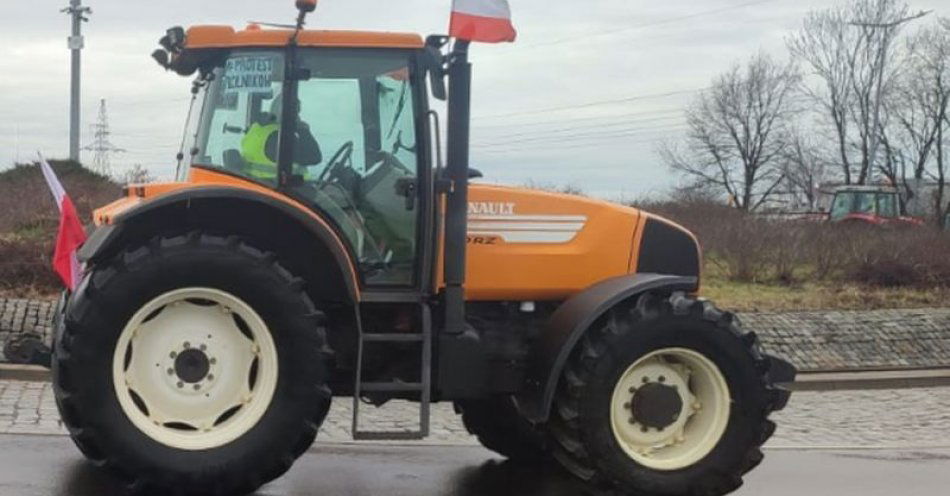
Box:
[548,293,793,496]
[52,233,333,495]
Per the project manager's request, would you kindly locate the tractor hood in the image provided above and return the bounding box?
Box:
[464,184,701,301]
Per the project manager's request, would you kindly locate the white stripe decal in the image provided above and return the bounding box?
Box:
[453,0,512,19]
[469,215,588,222]
[468,222,585,231]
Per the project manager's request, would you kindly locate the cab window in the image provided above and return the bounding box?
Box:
[193,51,285,186]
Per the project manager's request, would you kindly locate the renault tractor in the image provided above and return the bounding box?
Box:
[51,2,795,495]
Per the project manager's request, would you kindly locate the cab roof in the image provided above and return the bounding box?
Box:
[185,25,425,50]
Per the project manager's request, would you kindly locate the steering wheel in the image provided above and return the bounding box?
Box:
[317,141,355,182]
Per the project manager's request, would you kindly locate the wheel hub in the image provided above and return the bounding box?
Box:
[631,382,683,430]
[610,348,732,471]
[112,288,279,451]
[174,349,211,384]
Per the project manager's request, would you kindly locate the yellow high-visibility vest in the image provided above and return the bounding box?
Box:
[240,122,318,183]
[241,123,279,182]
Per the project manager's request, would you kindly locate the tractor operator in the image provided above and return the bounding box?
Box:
[240,95,322,183]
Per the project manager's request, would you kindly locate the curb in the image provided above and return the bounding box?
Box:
[789,367,950,391]
[3,364,950,391]
[0,365,52,382]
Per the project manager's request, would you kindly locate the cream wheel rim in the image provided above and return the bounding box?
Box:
[610,347,731,471]
[112,288,279,451]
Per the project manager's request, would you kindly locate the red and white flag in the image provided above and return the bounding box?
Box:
[450,0,517,43]
[38,153,87,291]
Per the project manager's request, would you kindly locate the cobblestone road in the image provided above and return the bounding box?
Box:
[3,380,950,448]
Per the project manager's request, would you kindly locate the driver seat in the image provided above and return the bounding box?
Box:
[223,149,247,174]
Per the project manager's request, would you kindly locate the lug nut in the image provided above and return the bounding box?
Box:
[167,368,174,376]
[207,374,215,381]
[628,386,636,394]
[210,358,217,365]
[170,351,177,359]
[628,418,636,425]
[658,375,666,383]
[640,426,648,433]
[642,377,650,384]
[183,342,191,349]
[193,384,201,391]
[177,381,184,388]
[200,344,207,351]
[623,402,631,410]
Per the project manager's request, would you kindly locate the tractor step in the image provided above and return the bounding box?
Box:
[352,302,432,441]
[352,431,427,441]
[362,333,425,343]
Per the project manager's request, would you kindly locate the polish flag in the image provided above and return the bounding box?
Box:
[38,153,87,291]
[450,0,517,43]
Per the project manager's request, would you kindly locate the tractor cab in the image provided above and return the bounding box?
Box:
[153,25,441,286]
[828,186,900,223]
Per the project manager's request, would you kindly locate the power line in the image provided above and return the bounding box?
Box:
[473,124,687,152]
[473,87,705,120]
[473,132,682,156]
[495,0,781,53]
[473,107,685,129]
[474,115,687,146]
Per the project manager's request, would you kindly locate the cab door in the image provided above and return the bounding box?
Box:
[282,48,431,289]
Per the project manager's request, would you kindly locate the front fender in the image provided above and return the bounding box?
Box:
[516,273,698,423]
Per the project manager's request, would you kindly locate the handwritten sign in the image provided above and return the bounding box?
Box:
[221,56,277,96]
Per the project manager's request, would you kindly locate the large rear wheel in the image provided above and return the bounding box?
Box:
[548,293,793,496]
[53,233,333,495]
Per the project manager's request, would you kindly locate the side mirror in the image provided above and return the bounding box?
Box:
[468,168,483,179]
[151,49,170,69]
[425,35,449,101]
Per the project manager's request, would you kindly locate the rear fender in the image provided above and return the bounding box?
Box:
[78,187,360,304]
[516,273,698,423]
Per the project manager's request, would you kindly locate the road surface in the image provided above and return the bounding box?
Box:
[0,434,946,496]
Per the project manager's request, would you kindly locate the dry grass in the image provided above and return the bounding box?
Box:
[701,264,950,312]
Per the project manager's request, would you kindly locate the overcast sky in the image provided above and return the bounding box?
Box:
[1,0,946,199]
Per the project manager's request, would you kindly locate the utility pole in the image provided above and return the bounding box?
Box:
[83,99,125,177]
[850,10,930,184]
[63,0,92,163]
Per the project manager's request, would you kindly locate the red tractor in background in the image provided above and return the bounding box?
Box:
[827,186,924,227]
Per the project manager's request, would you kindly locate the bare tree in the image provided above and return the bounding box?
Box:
[122,164,155,185]
[788,0,914,185]
[781,129,828,211]
[662,54,799,211]
[906,20,950,225]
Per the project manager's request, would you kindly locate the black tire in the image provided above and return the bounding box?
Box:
[456,396,548,462]
[52,232,333,496]
[548,292,793,496]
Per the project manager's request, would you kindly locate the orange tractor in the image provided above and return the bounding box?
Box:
[51,3,794,495]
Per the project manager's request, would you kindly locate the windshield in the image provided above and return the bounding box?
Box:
[830,192,877,221]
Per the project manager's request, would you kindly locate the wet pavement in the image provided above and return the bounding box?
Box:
[0,434,947,496]
[5,380,950,449]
